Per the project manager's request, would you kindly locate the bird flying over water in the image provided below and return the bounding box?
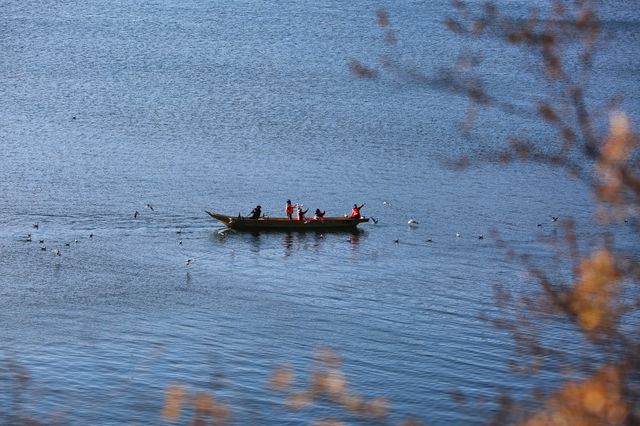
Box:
[186,258,193,266]
[145,203,154,211]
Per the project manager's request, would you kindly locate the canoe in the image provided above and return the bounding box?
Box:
[205,210,368,231]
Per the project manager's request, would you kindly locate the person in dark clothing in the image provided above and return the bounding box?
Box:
[314,209,326,222]
[249,205,262,220]
[297,205,308,221]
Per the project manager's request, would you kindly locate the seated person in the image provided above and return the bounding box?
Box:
[297,205,308,221]
[314,209,326,221]
[249,205,262,220]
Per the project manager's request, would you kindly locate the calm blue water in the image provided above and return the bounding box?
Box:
[1,1,638,424]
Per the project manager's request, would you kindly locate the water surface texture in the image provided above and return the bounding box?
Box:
[1,1,639,424]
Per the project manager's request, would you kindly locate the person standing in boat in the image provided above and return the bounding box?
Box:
[249,205,262,220]
[314,209,326,222]
[297,205,308,221]
[350,203,365,219]
[285,200,295,220]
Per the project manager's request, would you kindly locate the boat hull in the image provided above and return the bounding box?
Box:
[206,210,368,231]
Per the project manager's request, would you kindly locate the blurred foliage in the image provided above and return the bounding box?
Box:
[350,1,640,424]
[268,346,392,421]
[160,383,229,425]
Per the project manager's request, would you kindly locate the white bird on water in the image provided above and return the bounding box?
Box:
[408,219,419,226]
[52,249,61,256]
[456,233,461,238]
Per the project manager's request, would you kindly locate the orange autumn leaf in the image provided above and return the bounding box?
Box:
[569,248,620,334]
[193,391,214,414]
[162,384,184,420]
[268,364,294,390]
[601,113,633,163]
[596,113,635,204]
[520,365,627,426]
[324,370,346,396]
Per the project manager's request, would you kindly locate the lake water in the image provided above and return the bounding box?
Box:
[1,1,638,424]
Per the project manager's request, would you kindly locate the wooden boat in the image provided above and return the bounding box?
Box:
[206,210,368,231]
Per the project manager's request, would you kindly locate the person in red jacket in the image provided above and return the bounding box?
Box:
[350,203,365,219]
[285,200,295,220]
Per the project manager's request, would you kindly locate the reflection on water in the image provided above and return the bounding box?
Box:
[282,232,293,257]
[249,232,262,253]
[348,231,361,248]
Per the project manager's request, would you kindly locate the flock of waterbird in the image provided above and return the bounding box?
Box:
[23,221,93,256]
[20,200,562,264]
[382,201,561,244]
[21,203,195,267]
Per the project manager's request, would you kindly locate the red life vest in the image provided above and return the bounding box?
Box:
[285,203,294,215]
[350,207,360,218]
